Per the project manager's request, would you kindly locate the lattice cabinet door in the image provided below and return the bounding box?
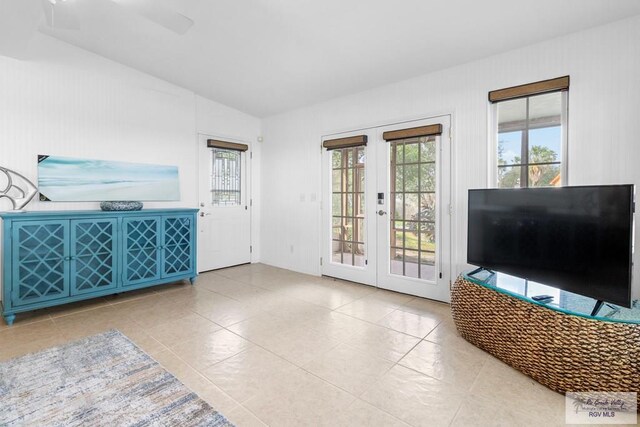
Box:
[69,218,118,296]
[10,220,71,306]
[122,216,162,286]
[161,215,195,278]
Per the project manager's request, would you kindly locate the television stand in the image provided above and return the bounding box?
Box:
[451,270,640,400]
[467,266,495,280]
[590,299,605,316]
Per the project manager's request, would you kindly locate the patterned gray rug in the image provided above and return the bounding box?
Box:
[0,329,234,426]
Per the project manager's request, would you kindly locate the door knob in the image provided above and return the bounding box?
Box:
[199,212,211,217]
[378,210,387,216]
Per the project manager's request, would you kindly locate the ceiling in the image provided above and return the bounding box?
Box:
[14,0,640,117]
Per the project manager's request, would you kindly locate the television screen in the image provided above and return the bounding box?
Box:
[467,185,634,307]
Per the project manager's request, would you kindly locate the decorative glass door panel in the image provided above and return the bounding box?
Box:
[211,148,242,206]
[70,218,118,295]
[389,136,437,281]
[11,220,70,306]
[331,147,366,267]
[163,215,194,277]
[122,216,161,286]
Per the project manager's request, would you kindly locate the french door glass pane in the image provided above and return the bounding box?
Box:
[331,146,365,266]
[390,136,437,281]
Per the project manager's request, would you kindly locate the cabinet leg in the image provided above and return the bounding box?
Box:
[4,314,16,326]
[189,276,196,285]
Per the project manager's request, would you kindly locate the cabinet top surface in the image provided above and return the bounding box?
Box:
[0,208,199,219]
[464,269,640,324]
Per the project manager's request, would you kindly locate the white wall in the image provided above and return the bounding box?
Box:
[0,33,262,300]
[261,15,640,299]
[0,34,197,212]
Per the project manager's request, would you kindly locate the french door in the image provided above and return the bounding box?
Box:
[321,116,452,302]
[321,130,378,286]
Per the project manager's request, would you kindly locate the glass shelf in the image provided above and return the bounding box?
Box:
[464,268,640,324]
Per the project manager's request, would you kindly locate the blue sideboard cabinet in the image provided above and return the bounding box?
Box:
[0,209,198,325]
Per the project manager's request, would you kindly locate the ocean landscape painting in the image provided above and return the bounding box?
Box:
[38,155,180,202]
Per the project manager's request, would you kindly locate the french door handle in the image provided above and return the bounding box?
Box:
[378,210,387,216]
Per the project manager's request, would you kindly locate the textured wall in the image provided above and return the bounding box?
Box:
[261,15,640,299]
[0,34,197,211]
[0,33,262,301]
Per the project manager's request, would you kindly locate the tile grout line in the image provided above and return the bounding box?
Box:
[151,340,246,412]
[204,297,431,427]
[4,265,457,427]
[199,322,368,414]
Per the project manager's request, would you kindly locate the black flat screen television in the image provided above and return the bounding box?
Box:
[467,185,635,308]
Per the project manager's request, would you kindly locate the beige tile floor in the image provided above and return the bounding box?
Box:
[0,263,569,426]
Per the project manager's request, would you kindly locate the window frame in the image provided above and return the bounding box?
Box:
[489,90,568,188]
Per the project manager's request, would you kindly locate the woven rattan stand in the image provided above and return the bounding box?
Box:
[451,276,640,397]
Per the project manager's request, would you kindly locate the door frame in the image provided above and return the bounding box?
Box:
[196,132,253,272]
[319,112,455,302]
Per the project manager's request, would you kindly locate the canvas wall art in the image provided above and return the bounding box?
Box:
[38,155,180,202]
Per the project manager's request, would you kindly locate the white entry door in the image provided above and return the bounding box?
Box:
[321,116,452,302]
[198,135,251,272]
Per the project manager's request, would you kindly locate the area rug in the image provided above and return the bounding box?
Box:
[0,329,234,426]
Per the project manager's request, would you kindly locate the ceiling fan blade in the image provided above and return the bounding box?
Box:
[0,0,42,59]
[110,0,193,35]
[40,0,81,30]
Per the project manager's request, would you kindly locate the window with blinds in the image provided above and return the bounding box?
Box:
[490,76,569,188]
